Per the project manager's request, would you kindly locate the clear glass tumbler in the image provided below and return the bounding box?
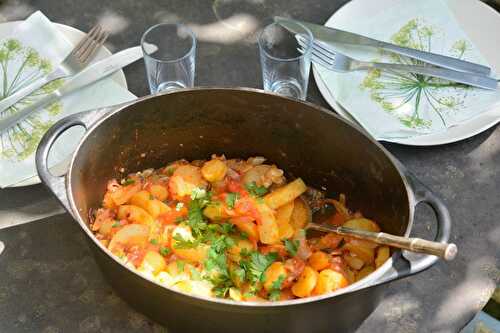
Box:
[141,23,196,93]
[258,22,313,100]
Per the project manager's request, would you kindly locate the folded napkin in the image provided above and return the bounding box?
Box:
[0,11,136,188]
[315,0,500,140]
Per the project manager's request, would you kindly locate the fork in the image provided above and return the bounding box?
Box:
[296,35,498,90]
[0,25,109,113]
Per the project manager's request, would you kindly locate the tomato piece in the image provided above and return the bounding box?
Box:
[158,206,188,224]
[329,212,345,226]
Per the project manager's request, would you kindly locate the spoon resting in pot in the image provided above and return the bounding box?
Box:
[306,222,457,261]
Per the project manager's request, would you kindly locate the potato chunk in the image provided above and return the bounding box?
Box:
[263,262,288,291]
[313,269,348,295]
[201,159,227,182]
[291,266,318,298]
[264,178,307,209]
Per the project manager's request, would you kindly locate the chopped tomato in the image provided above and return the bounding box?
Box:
[158,206,188,224]
[260,244,287,258]
[329,212,345,226]
[127,246,147,268]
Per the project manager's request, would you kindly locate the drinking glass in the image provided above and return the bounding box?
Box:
[258,22,312,100]
[141,23,196,93]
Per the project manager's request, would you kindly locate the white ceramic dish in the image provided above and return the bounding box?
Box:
[0,21,128,187]
[313,0,500,146]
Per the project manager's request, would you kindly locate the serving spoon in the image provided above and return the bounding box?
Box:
[306,222,457,261]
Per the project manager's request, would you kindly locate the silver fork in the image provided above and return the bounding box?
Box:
[0,25,109,113]
[296,35,498,90]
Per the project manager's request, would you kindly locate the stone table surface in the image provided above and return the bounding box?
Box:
[0,0,499,332]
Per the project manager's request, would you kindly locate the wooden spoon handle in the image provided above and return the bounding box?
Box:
[307,224,457,261]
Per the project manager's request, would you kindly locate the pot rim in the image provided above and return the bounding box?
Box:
[67,87,415,308]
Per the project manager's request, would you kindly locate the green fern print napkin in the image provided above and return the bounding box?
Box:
[316,0,500,140]
[0,11,135,187]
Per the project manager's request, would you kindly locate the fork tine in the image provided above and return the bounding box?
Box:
[71,25,99,53]
[78,30,109,64]
[71,25,101,58]
[297,45,333,69]
[311,39,338,60]
[296,36,335,66]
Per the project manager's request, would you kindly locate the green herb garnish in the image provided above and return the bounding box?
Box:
[247,251,278,284]
[159,247,171,256]
[121,178,135,186]
[284,239,300,257]
[112,222,121,228]
[149,239,159,245]
[190,267,202,281]
[176,260,186,272]
[172,234,199,249]
[245,182,268,197]
[225,192,239,209]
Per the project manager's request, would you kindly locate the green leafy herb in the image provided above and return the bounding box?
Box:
[187,198,208,238]
[165,166,175,176]
[284,239,300,257]
[174,216,185,224]
[112,222,121,228]
[240,231,249,240]
[269,289,281,301]
[159,247,171,256]
[248,251,278,284]
[176,260,185,272]
[268,274,285,301]
[190,267,202,281]
[191,187,207,200]
[121,178,135,186]
[245,182,268,197]
[225,192,239,209]
[175,202,184,211]
[172,234,199,249]
[149,239,159,245]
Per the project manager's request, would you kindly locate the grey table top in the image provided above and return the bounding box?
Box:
[0,1,499,332]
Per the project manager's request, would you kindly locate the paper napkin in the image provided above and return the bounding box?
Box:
[0,11,136,187]
[315,0,500,140]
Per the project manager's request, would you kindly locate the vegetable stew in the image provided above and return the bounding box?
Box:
[91,155,390,302]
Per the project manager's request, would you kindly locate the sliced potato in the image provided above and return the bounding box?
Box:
[201,159,227,182]
[117,205,154,226]
[275,201,295,239]
[291,266,318,298]
[256,203,280,244]
[375,246,390,268]
[130,191,171,218]
[313,269,349,295]
[343,253,365,270]
[343,218,381,232]
[356,265,375,281]
[168,165,207,198]
[289,197,312,230]
[109,224,150,253]
[140,251,166,275]
[264,178,307,209]
[343,242,375,264]
[149,184,168,201]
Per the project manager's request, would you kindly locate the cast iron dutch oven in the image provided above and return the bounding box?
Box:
[35,88,451,333]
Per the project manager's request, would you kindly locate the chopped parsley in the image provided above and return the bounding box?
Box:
[225,192,239,209]
[190,267,202,281]
[165,166,175,176]
[245,182,268,197]
[240,231,249,239]
[172,234,199,249]
[121,178,135,186]
[244,251,278,284]
[269,289,281,301]
[175,202,184,211]
[284,239,300,257]
[149,239,159,245]
[112,222,121,228]
[159,247,171,256]
[187,197,208,238]
[176,260,186,272]
[268,274,285,301]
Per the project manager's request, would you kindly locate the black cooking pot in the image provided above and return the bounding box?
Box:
[36,88,451,333]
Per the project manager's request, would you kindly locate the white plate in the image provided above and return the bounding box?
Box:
[313,0,500,146]
[0,21,128,187]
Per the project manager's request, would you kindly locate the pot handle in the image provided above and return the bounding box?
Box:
[35,105,122,216]
[375,166,452,285]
